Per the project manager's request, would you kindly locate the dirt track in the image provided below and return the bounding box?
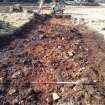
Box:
[0,15,105,105]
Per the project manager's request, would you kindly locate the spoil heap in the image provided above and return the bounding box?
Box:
[0,16,105,105]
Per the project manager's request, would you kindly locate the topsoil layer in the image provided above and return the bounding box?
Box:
[0,15,105,105]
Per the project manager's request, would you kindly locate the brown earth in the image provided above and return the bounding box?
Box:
[0,16,105,105]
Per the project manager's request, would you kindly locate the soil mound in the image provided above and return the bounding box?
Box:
[0,16,105,105]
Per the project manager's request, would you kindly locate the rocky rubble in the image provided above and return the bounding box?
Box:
[0,16,105,105]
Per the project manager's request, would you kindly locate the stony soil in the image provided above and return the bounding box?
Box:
[0,16,105,105]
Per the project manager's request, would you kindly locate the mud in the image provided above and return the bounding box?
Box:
[0,15,105,105]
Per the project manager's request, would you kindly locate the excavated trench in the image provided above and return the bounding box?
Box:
[0,14,105,105]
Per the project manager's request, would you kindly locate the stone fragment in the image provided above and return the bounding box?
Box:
[12,71,21,79]
[0,77,3,84]
[12,98,18,105]
[52,92,60,101]
[8,88,16,95]
[67,51,73,57]
[46,95,53,104]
